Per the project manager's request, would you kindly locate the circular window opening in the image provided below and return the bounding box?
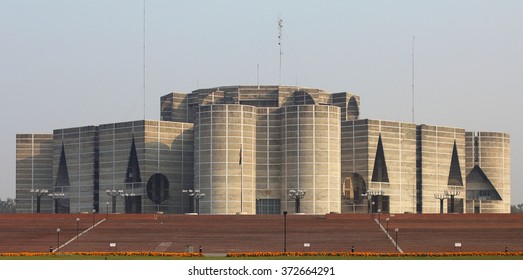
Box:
[146,173,169,204]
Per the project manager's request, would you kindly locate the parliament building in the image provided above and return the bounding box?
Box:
[16,85,510,214]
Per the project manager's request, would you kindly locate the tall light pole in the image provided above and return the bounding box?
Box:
[182,189,193,213]
[194,191,205,214]
[187,190,205,214]
[395,228,399,251]
[289,189,306,213]
[283,211,288,252]
[106,202,109,219]
[49,192,65,214]
[386,217,390,234]
[378,209,382,224]
[56,228,61,252]
[106,189,123,214]
[76,218,80,239]
[92,209,96,227]
[30,189,48,213]
[368,189,384,214]
[445,188,461,214]
[434,193,449,214]
[122,192,136,214]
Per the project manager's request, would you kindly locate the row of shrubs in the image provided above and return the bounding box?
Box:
[0,252,203,257]
[2,251,522,258]
[227,251,523,257]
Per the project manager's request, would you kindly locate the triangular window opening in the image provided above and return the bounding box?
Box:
[55,143,70,187]
[466,165,502,201]
[125,137,142,184]
[371,134,389,183]
[447,141,464,186]
[124,137,143,214]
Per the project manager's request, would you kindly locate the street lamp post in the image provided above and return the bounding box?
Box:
[76,218,80,239]
[434,193,449,214]
[193,191,205,214]
[48,192,65,214]
[386,218,390,234]
[92,209,96,227]
[445,188,461,214]
[186,190,205,214]
[283,211,288,252]
[122,192,136,214]
[182,189,194,213]
[56,228,61,252]
[395,228,399,251]
[368,189,384,215]
[30,189,48,213]
[106,189,123,214]
[106,202,109,219]
[378,209,382,224]
[289,189,306,213]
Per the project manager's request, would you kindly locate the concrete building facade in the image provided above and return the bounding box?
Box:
[465,132,510,213]
[16,85,511,214]
[416,125,466,214]
[341,119,417,214]
[15,134,54,213]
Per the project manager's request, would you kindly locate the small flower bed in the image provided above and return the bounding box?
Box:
[227,251,523,258]
[0,252,202,258]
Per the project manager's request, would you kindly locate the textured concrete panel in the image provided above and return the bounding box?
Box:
[15,134,54,213]
[194,104,257,214]
[341,120,417,214]
[465,131,510,213]
[281,105,341,214]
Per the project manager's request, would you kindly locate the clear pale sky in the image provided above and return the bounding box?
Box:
[2,0,522,204]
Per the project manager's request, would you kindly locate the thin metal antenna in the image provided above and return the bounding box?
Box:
[143,0,146,120]
[278,16,283,86]
[411,35,415,123]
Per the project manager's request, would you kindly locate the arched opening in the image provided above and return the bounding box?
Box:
[293,91,316,105]
[343,173,367,202]
[348,96,359,120]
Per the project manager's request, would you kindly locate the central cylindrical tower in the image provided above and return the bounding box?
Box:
[281,105,341,214]
[194,104,256,214]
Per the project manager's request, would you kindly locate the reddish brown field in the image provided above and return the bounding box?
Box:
[0,213,522,254]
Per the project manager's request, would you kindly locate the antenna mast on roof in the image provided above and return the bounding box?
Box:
[278,16,283,86]
[411,35,415,123]
[143,0,146,120]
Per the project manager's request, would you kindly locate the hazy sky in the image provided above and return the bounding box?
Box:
[2,0,522,204]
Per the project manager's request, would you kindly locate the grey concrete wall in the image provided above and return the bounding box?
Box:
[160,85,360,123]
[160,92,191,123]
[341,120,417,214]
[53,126,97,213]
[15,134,54,213]
[98,120,194,214]
[280,105,341,214]
[255,108,282,204]
[465,131,510,213]
[417,124,466,214]
[331,92,360,121]
[194,104,257,214]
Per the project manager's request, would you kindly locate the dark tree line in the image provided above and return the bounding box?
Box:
[0,198,16,213]
[511,204,523,213]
